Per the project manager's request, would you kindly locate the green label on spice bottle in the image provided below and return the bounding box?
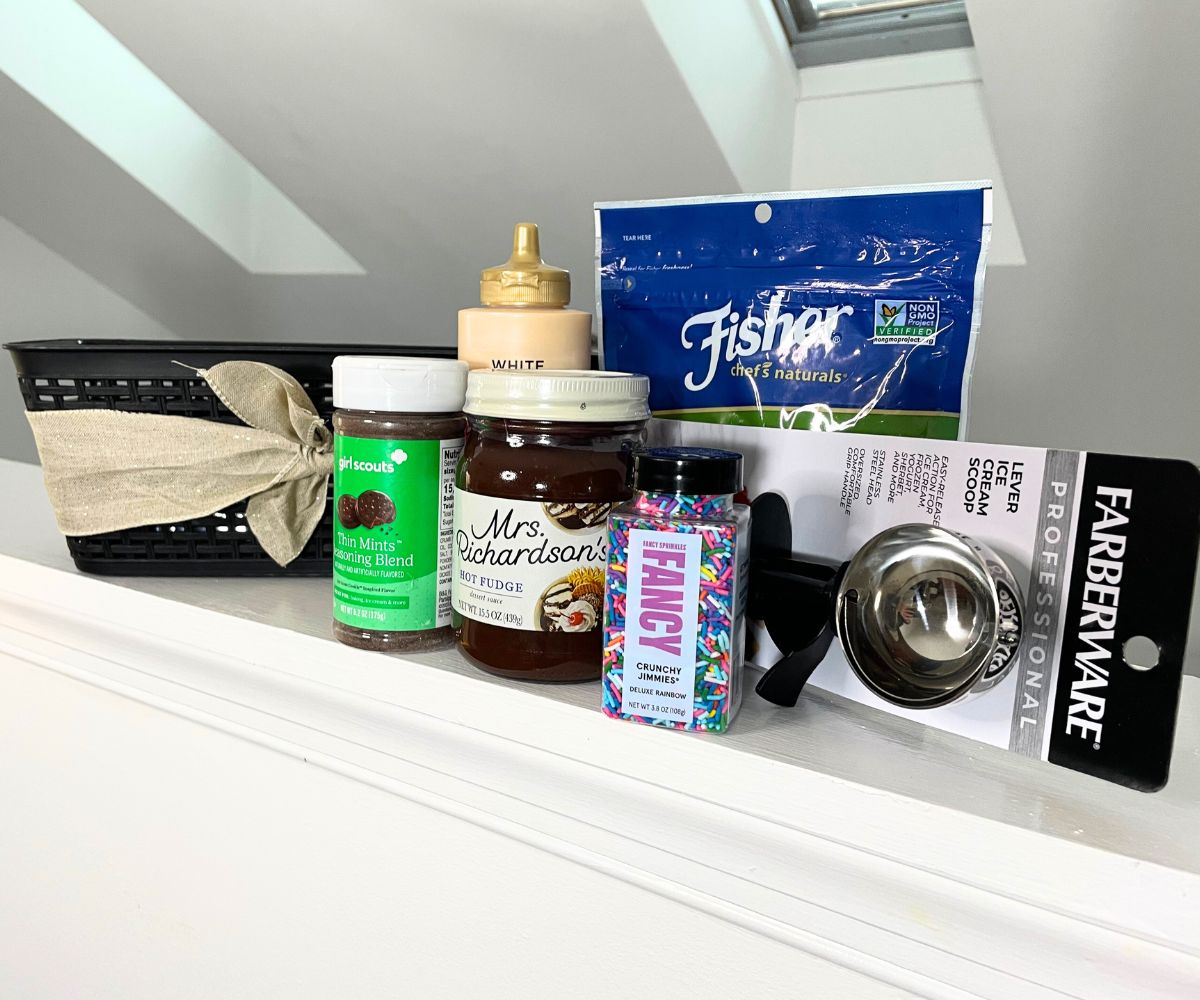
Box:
[333,434,462,632]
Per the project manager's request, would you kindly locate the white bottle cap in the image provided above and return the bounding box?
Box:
[464,369,650,422]
[333,356,469,412]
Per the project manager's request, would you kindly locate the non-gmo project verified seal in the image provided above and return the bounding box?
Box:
[873,299,940,344]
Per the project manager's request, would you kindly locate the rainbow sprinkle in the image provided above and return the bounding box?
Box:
[602,491,746,733]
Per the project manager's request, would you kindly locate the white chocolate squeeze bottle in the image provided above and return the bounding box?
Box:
[457,223,592,372]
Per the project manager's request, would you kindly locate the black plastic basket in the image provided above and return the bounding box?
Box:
[5,339,456,577]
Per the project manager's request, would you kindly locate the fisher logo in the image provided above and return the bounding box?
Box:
[679,292,854,391]
[873,299,940,344]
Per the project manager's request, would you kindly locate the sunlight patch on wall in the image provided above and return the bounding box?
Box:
[0,0,364,275]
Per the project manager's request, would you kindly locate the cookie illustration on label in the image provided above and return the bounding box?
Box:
[540,580,573,631]
[543,501,613,531]
[337,494,361,529]
[357,490,396,529]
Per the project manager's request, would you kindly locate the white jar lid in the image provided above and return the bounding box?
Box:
[464,369,650,422]
[333,355,469,412]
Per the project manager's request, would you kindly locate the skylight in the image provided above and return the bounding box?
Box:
[774,0,972,67]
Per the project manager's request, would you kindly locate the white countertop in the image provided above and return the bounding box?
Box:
[2,455,1198,998]
[2,455,1196,869]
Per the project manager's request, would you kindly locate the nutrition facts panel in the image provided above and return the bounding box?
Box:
[437,439,462,627]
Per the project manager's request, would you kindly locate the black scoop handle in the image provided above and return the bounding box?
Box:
[755,621,837,707]
[750,556,844,707]
[748,492,845,708]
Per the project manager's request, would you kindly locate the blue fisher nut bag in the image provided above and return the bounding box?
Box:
[595,183,991,440]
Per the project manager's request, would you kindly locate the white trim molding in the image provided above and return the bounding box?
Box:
[1,551,1198,1000]
[798,45,981,100]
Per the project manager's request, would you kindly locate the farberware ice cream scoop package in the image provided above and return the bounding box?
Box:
[596,182,991,440]
[656,419,1199,791]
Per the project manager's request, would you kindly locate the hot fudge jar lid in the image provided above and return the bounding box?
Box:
[333,355,469,412]
[464,369,650,422]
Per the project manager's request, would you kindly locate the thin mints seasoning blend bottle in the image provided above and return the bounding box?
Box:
[332,356,468,652]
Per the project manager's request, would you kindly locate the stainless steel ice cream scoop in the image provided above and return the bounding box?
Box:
[750,494,1024,709]
[834,523,1023,708]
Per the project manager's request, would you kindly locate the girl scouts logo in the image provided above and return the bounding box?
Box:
[873,299,940,344]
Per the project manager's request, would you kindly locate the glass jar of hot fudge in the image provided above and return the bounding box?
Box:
[452,370,650,681]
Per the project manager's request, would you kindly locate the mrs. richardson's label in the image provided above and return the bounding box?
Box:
[451,491,612,633]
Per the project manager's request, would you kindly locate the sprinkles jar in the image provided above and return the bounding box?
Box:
[602,448,750,733]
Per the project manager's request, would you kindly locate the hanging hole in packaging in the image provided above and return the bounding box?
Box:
[1123,634,1160,671]
[754,202,772,224]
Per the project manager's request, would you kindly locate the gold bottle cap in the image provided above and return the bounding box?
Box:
[479,223,571,307]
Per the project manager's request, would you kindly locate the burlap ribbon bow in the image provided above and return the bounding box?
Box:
[26,361,333,566]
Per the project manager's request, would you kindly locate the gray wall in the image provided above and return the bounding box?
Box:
[2,0,1198,662]
[1,0,738,458]
[6,0,1198,464]
[966,0,1200,667]
[965,0,1200,463]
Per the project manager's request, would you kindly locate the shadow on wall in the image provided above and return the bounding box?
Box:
[0,216,177,464]
[1,353,37,464]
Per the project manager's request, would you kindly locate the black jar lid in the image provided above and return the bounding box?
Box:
[630,447,744,495]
